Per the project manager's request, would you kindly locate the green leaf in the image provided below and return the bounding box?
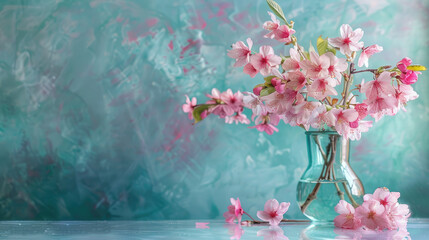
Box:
[260,86,276,97]
[326,46,336,55]
[192,104,211,124]
[264,75,276,83]
[266,0,288,25]
[254,83,266,88]
[316,36,328,55]
[407,65,427,71]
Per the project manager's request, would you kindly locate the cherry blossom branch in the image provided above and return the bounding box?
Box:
[244,219,310,225]
[318,136,345,200]
[324,135,337,180]
[313,136,327,161]
[330,162,345,201]
[351,69,377,74]
[341,63,355,107]
[301,135,340,213]
[342,182,360,208]
[244,211,258,222]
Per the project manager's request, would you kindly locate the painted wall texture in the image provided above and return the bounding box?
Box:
[0,0,428,220]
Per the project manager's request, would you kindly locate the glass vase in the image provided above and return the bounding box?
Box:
[296,131,365,222]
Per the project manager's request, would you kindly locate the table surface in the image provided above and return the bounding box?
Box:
[0,219,428,240]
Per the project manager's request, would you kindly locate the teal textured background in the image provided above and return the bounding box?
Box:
[0,0,428,220]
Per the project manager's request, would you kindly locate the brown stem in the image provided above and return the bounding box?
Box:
[351,69,377,74]
[323,136,337,180]
[244,212,258,222]
[281,219,310,223]
[342,182,360,208]
[301,135,333,213]
[300,182,322,213]
[341,63,355,107]
[245,219,310,225]
[331,166,345,200]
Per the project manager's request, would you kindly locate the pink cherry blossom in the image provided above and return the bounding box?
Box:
[243,92,264,118]
[386,203,410,230]
[250,123,279,135]
[233,198,244,223]
[206,88,222,102]
[221,89,244,112]
[307,78,338,100]
[282,47,301,71]
[294,101,321,130]
[361,71,396,101]
[271,77,286,94]
[263,12,280,39]
[364,96,398,122]
[348,120,373,141]
[325,52,348,85]
[257,199,290,226]
[354,103,368,120]
[400,70,420,85]
[250,46,282,76]
[363,187,400,208]
[358,44,383,67]
[286,70,306,91]
[395,84,419,111]
[334,200,362,229]
[300,51,330,79]
[328,24,364,56]
[182,95,197,119]
[355,200,389,230]
[309,104,328,129]
[224,205,237,223]
[249,111,280,135]
[209,105,234,118]
[327,109,359,139]
[397,58,412,77]
[204,90,233,117]
[253,86,263,96]
[261,89,303,114]
[282,106,300,127]
[397,57,412,72]
[257,226,289,240]
[243,63,259,78]
[225,112,250,124]
[227,38,253,67]
[397,57,421,85]
[274,25,296,44]
[349,120,358,128]
[223,198,244,223]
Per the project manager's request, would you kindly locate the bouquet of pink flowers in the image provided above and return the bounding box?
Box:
[183,0,426,140]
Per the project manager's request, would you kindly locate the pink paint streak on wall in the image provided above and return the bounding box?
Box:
[234,11,247,22]
[167,25,174,34]
[189,12,207,30]
[209,2,232,25]
[127,31,139,45]
[180,39,201,56]
[146,18,159,27]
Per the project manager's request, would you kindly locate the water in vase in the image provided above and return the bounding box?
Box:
[297,179,362,222]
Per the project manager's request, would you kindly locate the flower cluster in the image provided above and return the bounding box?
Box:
[182,89,250,125]
[334,187,410,231]
[224,198,290,226]
[183,0,426,140]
